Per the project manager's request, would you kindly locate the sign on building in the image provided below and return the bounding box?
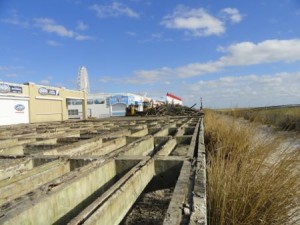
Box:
[109,95,128,105]
[0,83,23,94]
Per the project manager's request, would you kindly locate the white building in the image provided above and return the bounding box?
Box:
[166,93,183,105]
[67,93,111,119]
[67,92,150,118]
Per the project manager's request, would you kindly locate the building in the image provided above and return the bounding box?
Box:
[166,93,183,105]
[67,93,151,118]
[0,82,87,126]
[87,93,111,118]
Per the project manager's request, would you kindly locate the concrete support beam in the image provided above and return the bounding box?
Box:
[129,128,148,137]
[157,139,177,156]
[0,116,207,225]
[0,158,34,181]
[90,137,127,156]
[69,159,155,225]
[190,117,207,225]
[0,145,24,156]
[121,135,154,157]
[0,139,19,148]
[0,160,118,225]
[153,127,169,137]
[0,160,70,205]
[187,118,201,158]
[17,138,36,145]
[175,127,185,136]
[35,138,58,145]
[163,160,192,225]
[41,136,104,156]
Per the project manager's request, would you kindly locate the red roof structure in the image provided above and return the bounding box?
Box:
[166,93,182,101]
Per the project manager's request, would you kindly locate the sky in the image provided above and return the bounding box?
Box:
[1,0,300,108]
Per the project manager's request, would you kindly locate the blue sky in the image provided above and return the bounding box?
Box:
[1,0,300,108]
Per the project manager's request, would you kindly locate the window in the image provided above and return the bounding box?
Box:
[74,100,82,105]
[68,109,79,116]
[94,98,105,104]
[106,97,110,107]
[87,99,93,105]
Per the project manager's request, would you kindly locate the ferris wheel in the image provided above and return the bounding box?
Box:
[77,66,90,93]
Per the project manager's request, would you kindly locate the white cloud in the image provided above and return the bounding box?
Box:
[1,10,29,28]
[186,72,300,108]
[126,67,172,84]
[40,76,53,85]
[76,21,88,31]
[161,5,225,37]
[3,12,92,42]
[151,33,163,39]
[127,39,300,81]
[219,39,300,66]
[47,40,62,47]
[173,39,300,78]
[96,69,300,108]
[40,79,51,85]
[176,61,223,78]
[140,32,173,43]
[220,8,243,23]
[91,2,139,18]
[34,18,74,37]
[0,66,24,71]
[5,73,18,78]
[0,66,10,71]
[34,18,93,41]
[126,31,136,37]
[75,35,94,41]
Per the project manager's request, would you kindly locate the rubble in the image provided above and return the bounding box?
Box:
[146,104,203,116]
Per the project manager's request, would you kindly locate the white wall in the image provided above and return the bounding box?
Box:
[0,98,29,125]
[166,96,183,105]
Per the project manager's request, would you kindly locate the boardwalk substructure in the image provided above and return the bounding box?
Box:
[0,116,206,225]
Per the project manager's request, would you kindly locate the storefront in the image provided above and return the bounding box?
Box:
[87,94,111,118]
[109,95,135,116]
[0,82,87,126]
[0,83,29,126]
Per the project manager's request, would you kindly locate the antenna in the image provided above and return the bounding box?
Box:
[77,66,90,93]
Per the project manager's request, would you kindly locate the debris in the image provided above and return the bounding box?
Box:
[183,206,191,215]
[146,105,203,116]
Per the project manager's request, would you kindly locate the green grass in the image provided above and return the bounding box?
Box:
[223,107,300,131]
[204,110,300,225]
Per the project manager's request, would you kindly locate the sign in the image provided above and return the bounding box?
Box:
[38,87,59,96]
[10,85,23,93]
[0,83,11,93]
[0,83,23,94]
[109,95,128,105]
[15,104,25,112]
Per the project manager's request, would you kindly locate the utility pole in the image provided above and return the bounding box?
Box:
[200,97,203,110]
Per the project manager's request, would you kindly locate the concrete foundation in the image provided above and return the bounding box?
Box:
[0,116,207,225]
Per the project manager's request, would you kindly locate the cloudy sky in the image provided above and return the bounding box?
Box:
[1,0,300,108]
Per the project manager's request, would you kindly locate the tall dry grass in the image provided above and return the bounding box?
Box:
[227,107,300,131]
[205,110,300,225]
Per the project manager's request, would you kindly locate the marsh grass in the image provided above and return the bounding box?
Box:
[205,110,300,225]
[227,107,300,131]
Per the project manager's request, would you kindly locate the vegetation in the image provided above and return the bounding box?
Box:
[205,110,300,225]
[223,106,300,131]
